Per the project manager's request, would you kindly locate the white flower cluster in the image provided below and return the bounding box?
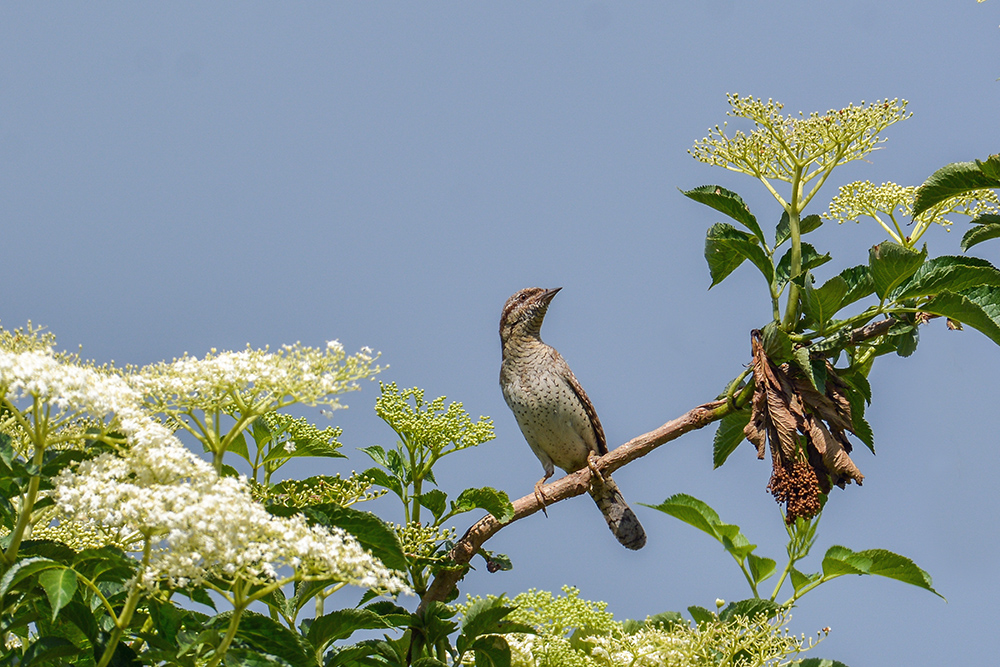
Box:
[131,342,379,414]
[0,348,138,419]
[54,418,409,593]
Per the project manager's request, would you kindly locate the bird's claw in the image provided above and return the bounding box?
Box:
[587,452,606,485]
[534,478,549,517]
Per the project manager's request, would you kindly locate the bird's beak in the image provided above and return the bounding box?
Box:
[541,287,562,303]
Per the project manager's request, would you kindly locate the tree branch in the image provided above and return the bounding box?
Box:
[417,385,753,613]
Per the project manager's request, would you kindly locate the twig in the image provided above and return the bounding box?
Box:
[417,384,753,614]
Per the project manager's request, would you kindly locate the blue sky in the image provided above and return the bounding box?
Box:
[2,2,999,664]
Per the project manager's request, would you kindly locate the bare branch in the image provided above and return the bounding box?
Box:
[417,393,747,613]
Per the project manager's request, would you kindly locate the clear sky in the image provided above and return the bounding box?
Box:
[3,2,999,664]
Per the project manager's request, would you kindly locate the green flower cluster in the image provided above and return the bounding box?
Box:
[459,587,823,667]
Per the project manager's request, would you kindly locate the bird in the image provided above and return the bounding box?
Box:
[498,287,646,550]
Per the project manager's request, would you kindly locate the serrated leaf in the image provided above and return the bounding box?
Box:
[844,388,875,454]
[0,556,61,599]
[38,568,77,621]
[298,503,407,572]
[218,611,314,667]
[821,545,942,598]
[893,255,1000,301]
[470,634,511,667]
[760,322,793,362]
[792,347,817,389]
[719,598,782,622]
[228,431,251,464]
[922,286,1000,346]
[869,241,927,300]
[644,494,755,560]
[704,223,774,288]
[361,466,403,498]
[796,659,850,667]
[683,185,766,243]
[306,608,394,654]
[452,487,514,523]
[19,636,81,664]
[222,648,294,666]
[746,553,777,585]
[775,243,831,288]
[961,218,1000,251]
[713,409,752,469]
[914,157,1000,216]
[359,445,389,468]
[789,566,820,593]
[644,494,721,538]
[262,436,345,463]
[775,211,823,247]
[803,276,849,327]
[418,489,448,521]
[837,265,876,310]
[686,606,715,626]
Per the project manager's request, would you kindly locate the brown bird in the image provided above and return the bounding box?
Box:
[499,287,646,550]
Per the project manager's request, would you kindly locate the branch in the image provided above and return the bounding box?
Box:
[417,386,752,613]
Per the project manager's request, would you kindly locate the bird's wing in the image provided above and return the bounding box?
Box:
[561,364,608,456]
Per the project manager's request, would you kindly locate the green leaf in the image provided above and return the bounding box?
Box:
[686,606,715,626]
[228,431,251,464]
[452,487,515,523]
[262,436,346,462]
[913,156,1000,216]
[219,611,314,667]
[38,568,77,621]
[704,223,774,288]
[821,545,942,598]
[470,634,511,667]
[19,636,81,664]
[643,494,756,560]
[683,185,766,244]
[306,608,394,654]
[775,211,823,247]
[361,466,403,498]
[418,489,448,521]
[359,445,389,468]
[961,217,1000,251]
[713,409,751,469]
[802,276,849,327]
[297,503,407,572]
[893,255,1000,301]
[922,286,1000,346]
[222,648,294,666]
[843,387,875,454]
[789,566,821,594]
[760,321,793,361]
[0,556,61,599]
[837,265,876,310]
[746,553,776,585]
[796,659,850,667]
[869,241,927,300]
[775,243,831,288]
[718,598,782,622]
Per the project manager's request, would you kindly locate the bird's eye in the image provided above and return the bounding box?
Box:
[518,293,528,301]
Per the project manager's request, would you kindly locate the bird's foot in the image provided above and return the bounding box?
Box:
[534,478,549,517]
[587,452,606,485]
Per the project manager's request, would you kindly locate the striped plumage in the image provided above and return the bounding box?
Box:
[499,287,646,550]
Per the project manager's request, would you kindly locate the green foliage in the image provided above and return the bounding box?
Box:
[647,494,939,607]
[365,382,510,598]
[457,587,827,667]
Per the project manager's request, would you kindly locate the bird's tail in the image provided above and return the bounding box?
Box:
[588,474,646,550]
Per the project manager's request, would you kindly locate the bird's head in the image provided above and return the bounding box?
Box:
[499,287,561,345]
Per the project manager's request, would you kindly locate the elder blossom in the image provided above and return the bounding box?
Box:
[0,348,139,420]
[54,413,409,594]
[130,342,380,416]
